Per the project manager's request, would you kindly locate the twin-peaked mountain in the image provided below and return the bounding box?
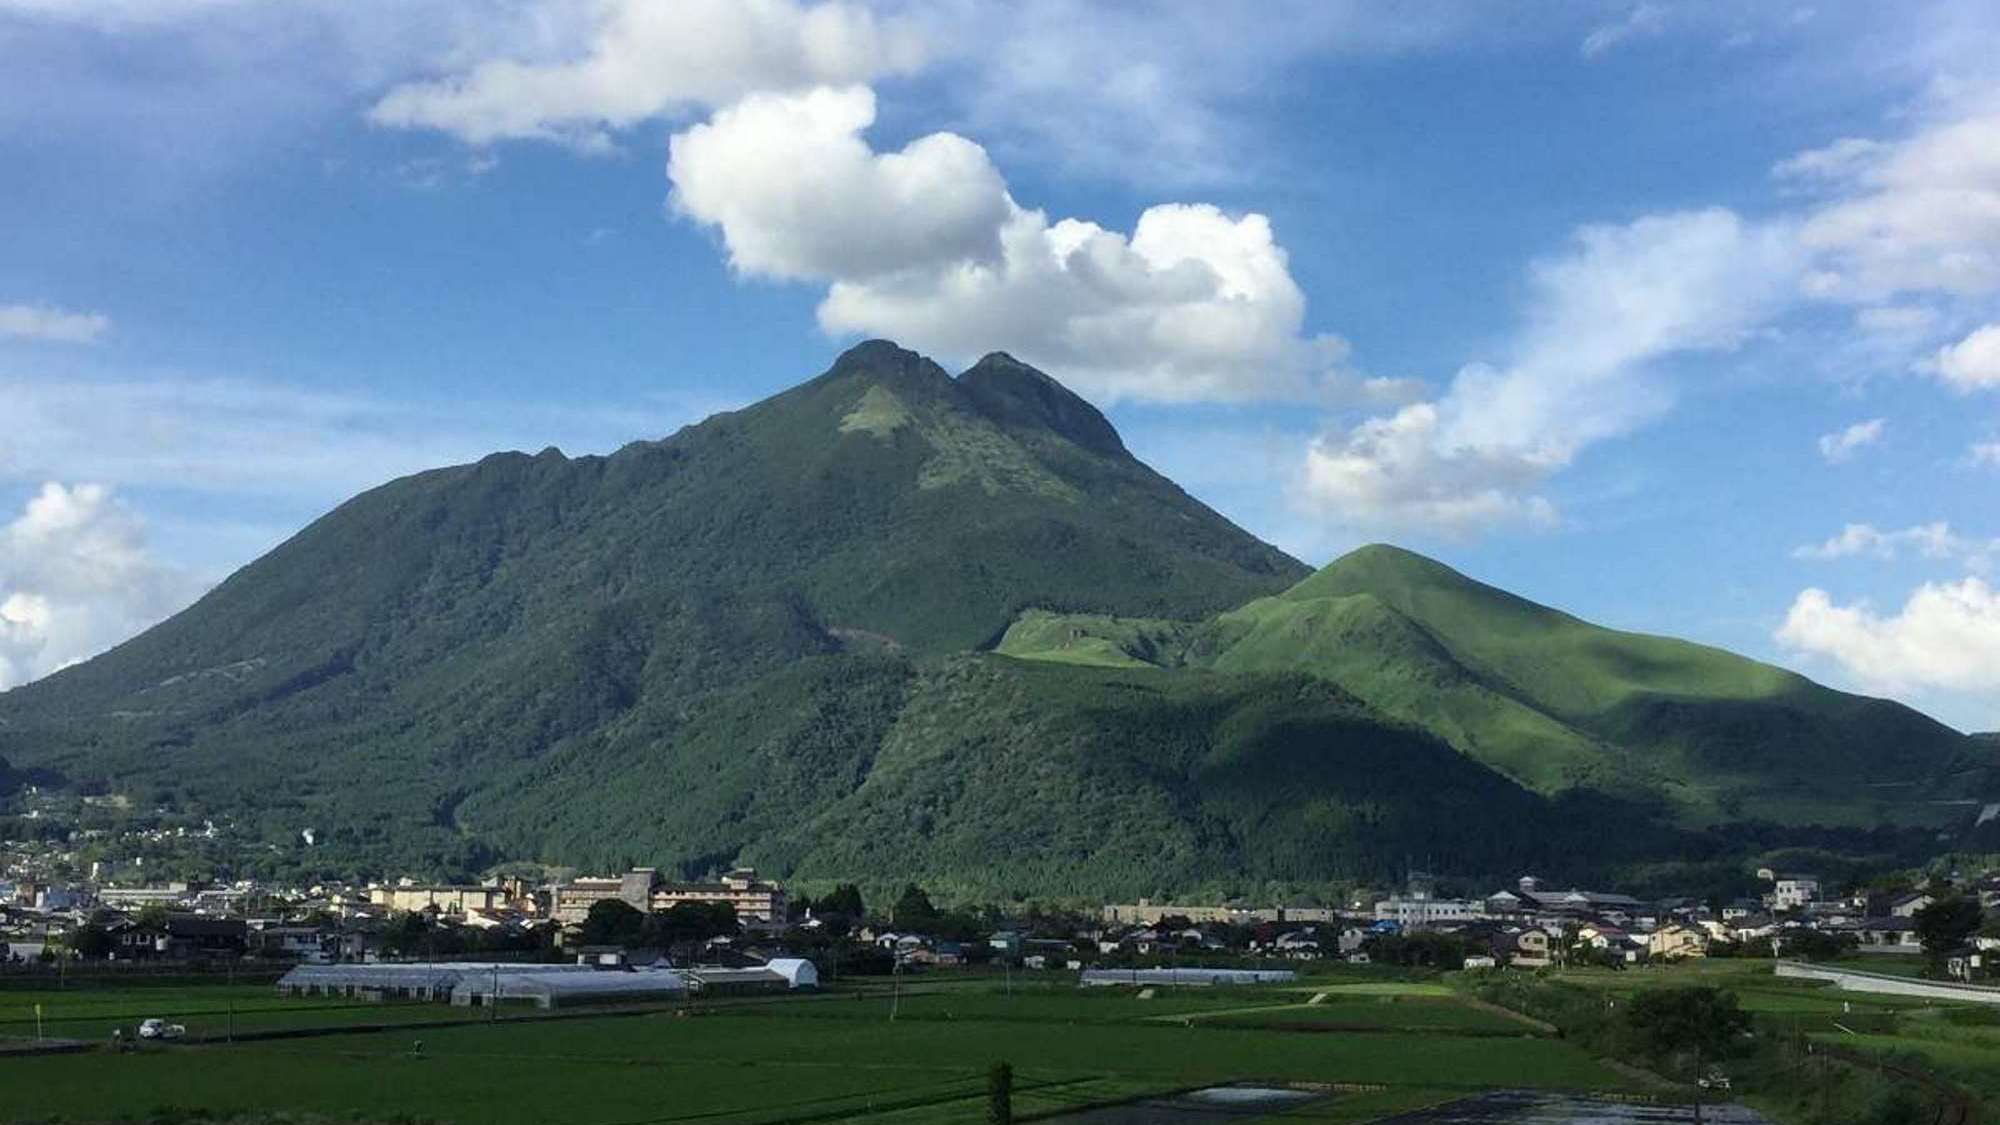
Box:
[0,342,1988,896]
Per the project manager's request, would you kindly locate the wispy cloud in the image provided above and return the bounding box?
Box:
[1295,208,1800,533]
[1792,521,1995,569]
[0,373,717,501]
[0,302,110,344]
[1580,3,1666,59]
[1816,417,1885,462]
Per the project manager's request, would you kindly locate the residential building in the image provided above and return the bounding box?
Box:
[1492,927,1553,968]
[369,883,509,916]
[1101,900,1279,926]
[1767,874,1821,910]
[97,883,200,910]
[1373,893,1482,930]
[1853,918,1924,953]
[650,868,786,923]
[1647,924,1708,961]
[548,867,786,925]
[550,869,657,923]
[1888,892,1936,918]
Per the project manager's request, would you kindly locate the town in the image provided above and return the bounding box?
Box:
[8,843,1997,986]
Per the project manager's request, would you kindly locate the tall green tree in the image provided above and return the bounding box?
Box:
[66,923,114,960]
[819,883,865,918]
[1624,986,1751,1066]
[892,885,940,931]
[1624,986,1752,1123]
[648,901,738,946]
[1913,894,1984,957]
[580,899,646,946]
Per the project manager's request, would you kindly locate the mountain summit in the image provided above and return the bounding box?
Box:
[1,343,1988,892]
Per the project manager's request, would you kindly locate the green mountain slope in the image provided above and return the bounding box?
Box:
[0,342,1306,878]
[999,545,1981,827]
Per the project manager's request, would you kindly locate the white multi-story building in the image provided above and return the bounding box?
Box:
[1373,893,1482,929]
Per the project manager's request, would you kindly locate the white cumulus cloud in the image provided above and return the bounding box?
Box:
[370,0,925,150]
[1931,323,2000,390]
[1972,441,2000,467]
[666,84,1355,405]
[667,86,1010,281]
[1778,578,2000,695]
[0,483,206,689]
[1300,402,1556,534]
[0,303,110,344]
[1295,208,1801,532]
[1817,418,1885,462]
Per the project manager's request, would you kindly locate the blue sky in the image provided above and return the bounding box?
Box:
[2,1,1998,730]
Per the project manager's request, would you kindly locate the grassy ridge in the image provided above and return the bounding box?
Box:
[1000,544,1982,829]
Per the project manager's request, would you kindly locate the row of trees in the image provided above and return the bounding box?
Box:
[578,899,742,949]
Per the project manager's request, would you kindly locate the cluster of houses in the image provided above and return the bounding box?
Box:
[5,864,1996,981]
[0,866,793,968]
[1362,872,2000,968]
[1093,871,2000,971]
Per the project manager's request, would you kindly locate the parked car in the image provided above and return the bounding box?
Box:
[137,1018,186,1040]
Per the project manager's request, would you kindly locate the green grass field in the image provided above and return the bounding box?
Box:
[0,983,506,1043]
[0,978,1635,1124]
[1195,997,1530,1034]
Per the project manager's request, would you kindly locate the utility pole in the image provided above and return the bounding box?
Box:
[890,955,902,1021]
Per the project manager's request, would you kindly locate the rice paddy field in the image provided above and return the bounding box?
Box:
[0,972,1635,1124]
[1520,958,2000,1113]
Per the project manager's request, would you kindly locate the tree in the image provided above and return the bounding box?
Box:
[892,884,940,932]
[1362,931,1473,969]
[986,1061,1013,1125]
[1913,894,1984,957]
[1625,986,1751,1065]
[1624,986,1752,1122]
[67,923,114,960]
[580,899,646,946]
[382,910,435,957]
[648,901,738,947]
[1775,927,1855,961]
[820,883,865,919]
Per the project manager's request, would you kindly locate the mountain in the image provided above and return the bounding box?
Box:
[0,342,1305,878]
[1,342,1989,896]
[998,545,1983,827]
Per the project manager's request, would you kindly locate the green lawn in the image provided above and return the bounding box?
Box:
[0,981,1635,1124]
